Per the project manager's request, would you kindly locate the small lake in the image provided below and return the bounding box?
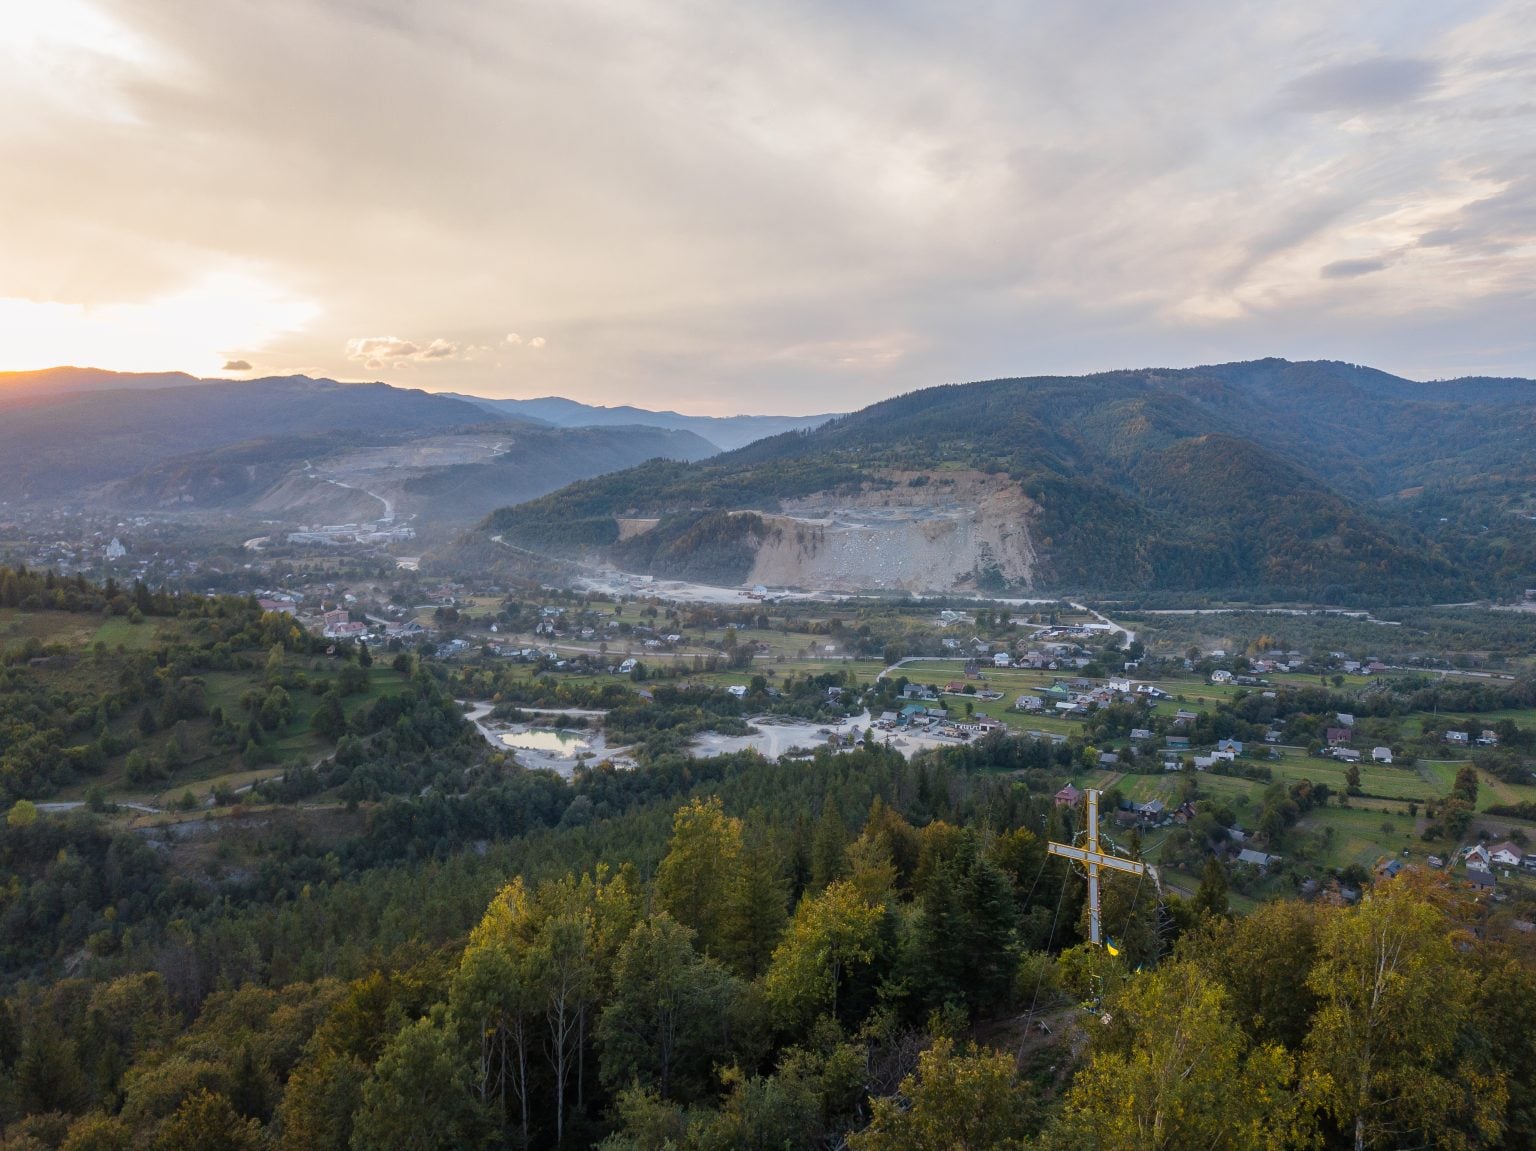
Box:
[500,729,591,756]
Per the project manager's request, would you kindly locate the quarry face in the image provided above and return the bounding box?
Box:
[744,470,1038,593]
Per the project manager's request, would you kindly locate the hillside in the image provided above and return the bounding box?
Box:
[0,373,721,534]
[467,358,1536,602]
[450,392,837,449]
[105,424,719,528]
[0,376,503,501]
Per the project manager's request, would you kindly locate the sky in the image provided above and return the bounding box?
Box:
[0,1,1533,415]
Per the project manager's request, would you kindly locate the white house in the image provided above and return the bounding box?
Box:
[1371,746,1393,764]
[1490,841,1525,868]
[1465,844,1493,872]
[993,652,1012,667]
[1210,670,1233,684]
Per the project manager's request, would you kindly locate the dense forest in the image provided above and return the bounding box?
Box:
[5,569,1536,1148]
[5,760,1534,1150]
[474,358,1536,602]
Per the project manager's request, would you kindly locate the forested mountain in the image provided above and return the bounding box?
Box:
[473,358,1536,603]
[0,376,501,501]
[447,394,836,451]
[0,373,717,525]
[104,424,719,528]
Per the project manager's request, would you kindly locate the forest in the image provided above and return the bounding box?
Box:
[4,568,1536,1148]
[4,763,1534,1151]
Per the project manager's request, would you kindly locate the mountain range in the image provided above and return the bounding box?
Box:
[467,359,1536,604]
[0,370,806,531]
[445,394,835,450]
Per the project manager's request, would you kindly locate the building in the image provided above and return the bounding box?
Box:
[1054,784,1082,808]
[1490,841,1525,868]
[1372,746,1393,764]
[1236,848,1278,870]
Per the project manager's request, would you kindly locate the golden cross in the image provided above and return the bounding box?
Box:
[1047,788,1145,946]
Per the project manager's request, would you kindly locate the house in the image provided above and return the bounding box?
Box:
[1098,752,1119,767]
[1210,669,1233,684]
[1015,695,1044,712]
[1217,738,1244,756]
[1371,746,1393,764]
[993,652,1012,668]
[1464,869,1496,892]
[1130,727,1153,742]
[1136,799,1166,825]
[1336,712,1355,728]
[1055,784,1083,808]
[1333,747,1362,763]
[1377,858,1405,879]
[1166,735,1190,749]
[618,658,637,674]
[1174,710,1200,726]
[1465,844,1493,872]
[1445,731,1471,746]
[1236,848,1277,870]
[1490,841,1525,868]
[878,711,898,725]
[1479,729,1501,747]
[726,685,748,698]
[1326,727,1353,746]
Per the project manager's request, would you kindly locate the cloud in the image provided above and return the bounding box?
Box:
[3,2,1534,406]
[346,336,419,361]
[1321,257,1391,279]
[345,335,462,364]
[1282,57,1439,113]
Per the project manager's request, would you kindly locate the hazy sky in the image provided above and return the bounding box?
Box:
[1,1,1533,414]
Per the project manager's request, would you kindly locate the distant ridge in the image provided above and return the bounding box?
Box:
[447,393,837,451]
[0,366,203,397]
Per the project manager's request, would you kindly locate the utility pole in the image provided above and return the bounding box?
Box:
[1047,788,1145,946]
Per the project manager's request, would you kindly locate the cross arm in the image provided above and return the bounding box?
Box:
[1048,842,1146,876]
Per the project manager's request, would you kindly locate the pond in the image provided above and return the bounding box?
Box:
[499,728,591,756]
